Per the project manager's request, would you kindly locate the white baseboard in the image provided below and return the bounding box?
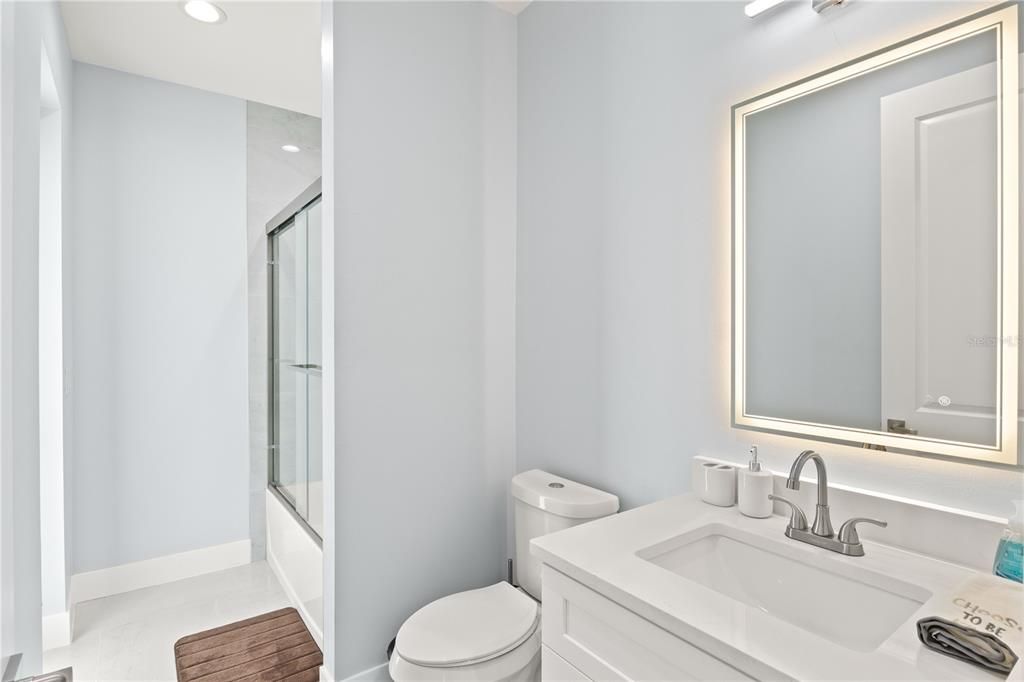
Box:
[69,539,252,606]
[338,662,389,682]
[41,610,72,651]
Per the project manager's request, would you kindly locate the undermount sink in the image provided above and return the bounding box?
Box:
[637,524,931,653]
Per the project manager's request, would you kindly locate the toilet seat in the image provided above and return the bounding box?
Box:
[395,582,540,668]
[389,628,541,682]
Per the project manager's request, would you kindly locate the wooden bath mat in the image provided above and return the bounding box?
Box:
[174,607,322,682]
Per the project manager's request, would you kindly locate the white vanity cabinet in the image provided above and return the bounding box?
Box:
[531,493,1015,682]
[540,566,753,681]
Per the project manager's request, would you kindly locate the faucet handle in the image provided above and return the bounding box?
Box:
[769,494,808,531]
[837,517,887,545]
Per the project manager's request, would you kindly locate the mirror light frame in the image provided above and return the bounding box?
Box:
[732,3,1020,466]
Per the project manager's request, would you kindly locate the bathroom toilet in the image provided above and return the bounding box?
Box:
[389,470,619,681]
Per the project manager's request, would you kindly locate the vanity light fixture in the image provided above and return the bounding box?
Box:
[281,144,301,153]
[745,0,844,18]
[811,0,844,12]
[744,0,786,18]
[182,1,226,24]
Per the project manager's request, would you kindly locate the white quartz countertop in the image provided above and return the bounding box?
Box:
[530,493,1021,681]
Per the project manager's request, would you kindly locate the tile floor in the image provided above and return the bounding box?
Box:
[43,561,291,682]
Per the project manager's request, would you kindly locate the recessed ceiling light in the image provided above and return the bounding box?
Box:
[182,1,226,24]
[281,145,301,153]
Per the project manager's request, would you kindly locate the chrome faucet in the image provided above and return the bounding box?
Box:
[787,450,834,537]
[769,450,887,557]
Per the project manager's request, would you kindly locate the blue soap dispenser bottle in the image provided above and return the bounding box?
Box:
[993,502,1023,583]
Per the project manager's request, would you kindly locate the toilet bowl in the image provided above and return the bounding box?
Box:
[389,471,618,681]
[388,582,541,681]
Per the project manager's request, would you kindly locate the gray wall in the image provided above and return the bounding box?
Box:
[324,2,517,677]
[70,64,249,573]
[516,0,1022,517]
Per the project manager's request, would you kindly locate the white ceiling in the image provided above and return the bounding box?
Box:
[60,1,322,117]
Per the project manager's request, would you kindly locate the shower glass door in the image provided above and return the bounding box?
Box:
[269,191,322,539]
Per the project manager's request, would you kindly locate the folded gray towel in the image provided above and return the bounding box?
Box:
[918,616,1019,676]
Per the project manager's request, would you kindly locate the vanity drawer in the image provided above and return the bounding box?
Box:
[541,565,752,681]
[543,645,592,681]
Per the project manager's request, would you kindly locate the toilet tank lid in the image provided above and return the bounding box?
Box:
[511,470,619,519]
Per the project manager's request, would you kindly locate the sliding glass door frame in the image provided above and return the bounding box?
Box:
[267,178,322,544]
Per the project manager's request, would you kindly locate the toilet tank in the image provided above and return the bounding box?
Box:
[511,470,619,601]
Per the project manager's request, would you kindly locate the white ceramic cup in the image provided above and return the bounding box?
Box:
[701,462,737,507]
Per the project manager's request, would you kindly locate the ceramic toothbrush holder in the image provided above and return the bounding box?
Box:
[701,462,738,507]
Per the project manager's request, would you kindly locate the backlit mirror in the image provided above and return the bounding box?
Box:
[732,5,1019,465]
